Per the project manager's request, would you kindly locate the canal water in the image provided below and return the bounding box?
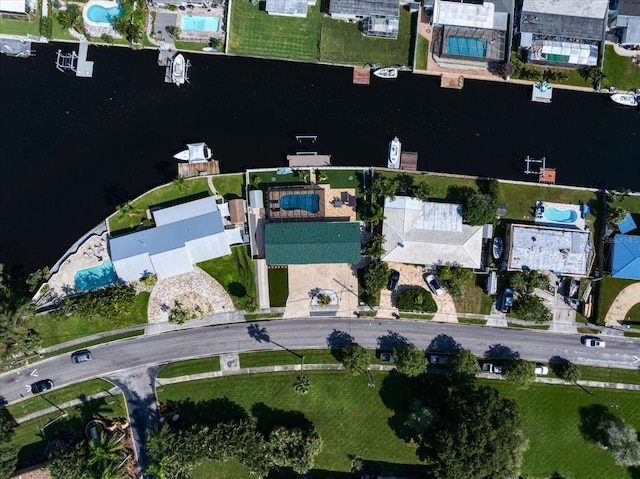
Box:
[1,43,639,271]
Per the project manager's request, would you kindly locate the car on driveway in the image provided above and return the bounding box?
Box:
[387,270,400,291]
[425,274,444,296]
[582,336,606,348]
[500,288,514,313]
[379,352,394,362]
[534,364,549,375]
[31,379,54,394]
[430,354,449,365]
[71,349,92,364]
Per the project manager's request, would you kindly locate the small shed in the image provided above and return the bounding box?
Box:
[249,189,264,209]
[229,199,246,224]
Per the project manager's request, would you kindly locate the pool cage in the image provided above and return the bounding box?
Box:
[440,25,506,61]
[363,15,399,39]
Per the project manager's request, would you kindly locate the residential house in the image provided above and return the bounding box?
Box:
[0,0,26,13]
[611,234,640,279]
[266,0,316,17]
[506,224,593,277]
[431,0,515,67]
[518,0,608,67]
[109,196,236,282]
[615,0,640,47]
[328,0,399,38]
[381,197,485,269]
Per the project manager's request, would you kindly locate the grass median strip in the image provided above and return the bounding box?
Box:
[157,356,221,378]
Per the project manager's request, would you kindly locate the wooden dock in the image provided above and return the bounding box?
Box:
[440,73,464,89]
[287,154,331,167]
[400,151,418,171]
[353,67,370,85]
[178,160,220,178]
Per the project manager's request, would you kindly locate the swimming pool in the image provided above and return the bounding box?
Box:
[74,259,117,291]
[280,194,320,213]
[447,36,487,58]
[180,15,220,32]
[84,0,122,26]
[543,207,578,223]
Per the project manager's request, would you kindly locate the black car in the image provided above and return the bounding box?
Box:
[71,349,92,364]
[31,379,54,394]
[387,270,400,291]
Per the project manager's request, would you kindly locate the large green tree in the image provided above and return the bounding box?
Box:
[0,409,18,479]
[462,191,496,226]
[512,294,552,323]
[448,348,480,383]
[339,344,370,374]
[393,346,428,377]
[601,418,640,466]
[363,234,386,259]
[397,287,437,313]
[270,426,323,474]
[364,261,389,294]
[503,359,535,389]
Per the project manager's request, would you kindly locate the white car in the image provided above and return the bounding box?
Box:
[425,274,444,296]
[582,336,605,348]
[534,364,549,375]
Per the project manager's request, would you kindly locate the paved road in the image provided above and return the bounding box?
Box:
[2,318,639,405]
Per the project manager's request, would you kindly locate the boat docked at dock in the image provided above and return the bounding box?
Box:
[388,136,401,168]
[174,142,212,163]
[171,53,186,86]
[610,93,638,107]
[374,67,398,79]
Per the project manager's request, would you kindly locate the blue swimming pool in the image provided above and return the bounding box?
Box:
[447,36,487,58]
[87,4,122,24]
[180,15,220,32]
[544,207,578,223]
[74,259,117,291]
[280,194,320,213]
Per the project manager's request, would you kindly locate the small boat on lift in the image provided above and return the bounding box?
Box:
[388,136,401,168]
[610,93,638,107]
[374,67,398,79]
[171,53,186,86]
[492,237,504,260]
[174,142,212,163]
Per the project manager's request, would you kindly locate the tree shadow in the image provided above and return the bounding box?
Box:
[102,182,131,208]
[427,334,461,354]
[484,343,520,360]
[247,323,271,343]
[445,185,474,204]
[327,329,355,362]
[629,466,640,479]
[377,330,411,351]
[227,281,246,298]
[377,371,421,440]
[154,160,174,182]
[171,396,249,428]
[251,402,313,437]
[549,355,570,376]
[578,403,615,444]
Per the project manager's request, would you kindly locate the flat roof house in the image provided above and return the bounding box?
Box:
[615,0,640,47]
[518,0,608,66]
[611,234,640,280]
[328,0,399,38]
[381,197,485,269]
[109,197,232,282]
[506,224,593,276]
[0,0,26,14]
[431,0,515,68]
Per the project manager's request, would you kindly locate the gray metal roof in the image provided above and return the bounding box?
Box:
[266,0,308,15]
[618,15,640,43]
[329,0,398,17]
[521,0,607,39]
[620,0,640,17]
[153,196,218,226]
[523,0,608,18]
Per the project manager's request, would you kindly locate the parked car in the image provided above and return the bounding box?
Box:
[582,336,606,348]
[501,288,514,313]
[430,354,449,365]
[425,274,444,296]
[481,363,503,374]
[379,352,394,362]
[534,364,549,375]
[31,379,54,394]
[387,270,400,291]
[71,349,92,364]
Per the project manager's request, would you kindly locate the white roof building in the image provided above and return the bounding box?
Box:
[0,0,26,13]
[381,197,484,269]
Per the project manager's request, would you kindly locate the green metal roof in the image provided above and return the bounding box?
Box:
[265,222,361,265]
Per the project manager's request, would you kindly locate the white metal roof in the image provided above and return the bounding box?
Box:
[0,0,26,13]
[384,197,463,232]
[153,196,218,226]
[434,0,495,29]
[249,189,264,209]
[522,0,608,18]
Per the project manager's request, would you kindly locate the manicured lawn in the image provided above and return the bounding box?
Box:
[615,194,640,215]
[415,35,428,70]
[595,276,640,325]
[239,349,338,368]
[602,44,640,92]
[157,370,423,474]
[228,1,321,61]
[628,302,640,322]
[249,169,307,191]
[267,266,288,308]
[51,20,77,41]
[415,173,479,200]
[211,173,245,200]
[316,168,365,192]
[8,379,115,419]
[174,40,209,51]
[30,292,149,348]
[192,459,251,478]
[319,10,413,66]
[11,395,127,466]
[489,380,640,479]
[577,365,640,385]
[197,245,256,310]
[157,356,221,378]
[507,322,550,330]
[0,14,39,36]
[108,177,212,235]
[452,275,493,315]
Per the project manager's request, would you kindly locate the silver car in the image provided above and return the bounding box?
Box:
[425,274,444,296]
[71,349,92,363]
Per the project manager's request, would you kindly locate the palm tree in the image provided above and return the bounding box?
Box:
[364,234,386,259]
[172,175,190,193]
[87,432,124,473]
[608,206,628,225]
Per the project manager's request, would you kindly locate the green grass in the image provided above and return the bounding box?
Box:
[595,276,639,325]
[415,35,428,70]
[108,178,211,235]
[157,370,422,473]
[211,174,245,200]
[319,10,413,66]
[174,40,209,51]
[267,266,289,308]
[228,1,322,61]
[399,312,435,320]
[41,329,144,357]
[603,45,640,92]
[250,170,306,190]
[457,317,486,325]
[30,292,149,348]
[316,168,364,191]
[157,356,221,378]
[51,20,76,41]
[615,194,640,215]
[0,14,40,36]
[8,379,115,419]
[626,302,640,322]
[197,245,256,310]
[507,322,550,330]
[413,173,479,200]
[244,312,284,320]
[239,349,339,368]
[577,365,640,385]
[192,458,251,478]
[452,275,493,315]
[10,395,127,466]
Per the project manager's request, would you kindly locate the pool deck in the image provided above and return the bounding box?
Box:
[158,5,225,42]
[534,201,586,230]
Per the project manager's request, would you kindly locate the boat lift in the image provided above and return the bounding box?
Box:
[295,135,317,143]
[524,155,556,184]
[55,50,78,73]
[524,155,546,175]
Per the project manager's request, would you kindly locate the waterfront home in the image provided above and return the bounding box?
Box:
[109,196,240,281]
[431,0,515,69]
[380,197,486,270]
[266,0,316,17]
[611,234,640,280]
[518,0,608,67]
[614,0,640,48]
[0,0,27,14]
[505,224,593,277]
[328,0,399,38]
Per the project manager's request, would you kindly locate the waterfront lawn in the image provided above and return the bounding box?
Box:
[319,9,413,66]
[0,16,40,36]
[267,266,289,308]
[157,356,221,378]
[156,371,423,473]
[595,275,639,325]
[614,193,640,215]
[316,168,365,192]
[11,395,127,466]
[108,177,212,235]
[31,292,149,348]
[51,20,77,42]
[211,174,245,200]
[249,170,307,190]
[603,45,640,92]
[228,1,321,61]
[175,40,209,51]
[197,245,256,310]
[415,35,428,70]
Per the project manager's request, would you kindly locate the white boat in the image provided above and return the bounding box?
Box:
[202,47,217,53]
[387,136,401,169]
[492,237,503,260]
[374,67,398,79]
[171,54,186,86]
[610,93,638,107]
[173,142,212,163]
